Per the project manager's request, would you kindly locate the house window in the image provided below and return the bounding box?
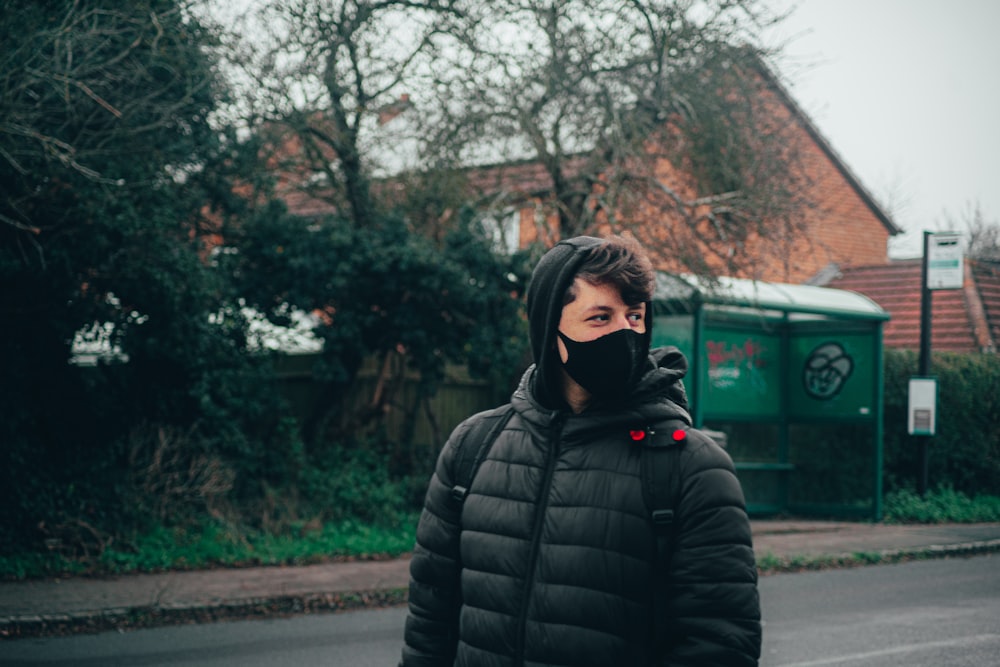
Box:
[482,209,520,255]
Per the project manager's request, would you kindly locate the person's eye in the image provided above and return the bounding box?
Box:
[590,314,610,322]
[628,312,644,321]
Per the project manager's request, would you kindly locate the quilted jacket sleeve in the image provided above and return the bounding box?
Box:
[399,426,466,667]
[660,430,762,666]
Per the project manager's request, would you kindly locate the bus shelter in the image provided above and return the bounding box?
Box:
[651,273,890,520]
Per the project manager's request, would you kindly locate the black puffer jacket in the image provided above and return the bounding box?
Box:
[401,237,760,666]
[400,352,761,666]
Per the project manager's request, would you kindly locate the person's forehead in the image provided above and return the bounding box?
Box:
[566,279,644,308]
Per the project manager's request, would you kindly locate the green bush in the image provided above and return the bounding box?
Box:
[297,439,419,525]
[883,350,1000,496]
[884,486,1000,524]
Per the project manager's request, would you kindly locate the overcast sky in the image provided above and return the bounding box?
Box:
[765,0,1000,258]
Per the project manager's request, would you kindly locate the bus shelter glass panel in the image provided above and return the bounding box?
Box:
[788,332,877,420]
[785,330,879,517]
[651,315,694,362]
[702,325,782,419]
[787,423,876,517]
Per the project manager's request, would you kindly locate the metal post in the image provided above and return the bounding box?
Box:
[874,323,885,521]
[692,303,704,428]
[779,313,791,513]
[917,231,932,496]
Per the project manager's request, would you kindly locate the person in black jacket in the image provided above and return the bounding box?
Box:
[400,235,761,666]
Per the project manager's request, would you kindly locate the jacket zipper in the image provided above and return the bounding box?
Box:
[515,412,565,666]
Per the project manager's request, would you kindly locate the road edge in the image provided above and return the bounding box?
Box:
[4,540,999,640]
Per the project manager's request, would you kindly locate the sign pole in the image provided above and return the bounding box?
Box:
[913,230,961,496]
[917,232,932,496]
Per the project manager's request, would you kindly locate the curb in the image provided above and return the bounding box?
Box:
[3,539,999,640]
[755,538,1000,574]
[0,587,409,640]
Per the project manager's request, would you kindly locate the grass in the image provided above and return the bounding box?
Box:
[751,487,1000,575]
[3,486,999,582]
[754,549,949,575]
[0,514,420,581]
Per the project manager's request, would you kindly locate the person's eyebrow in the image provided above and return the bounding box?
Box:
[580,304,614,315]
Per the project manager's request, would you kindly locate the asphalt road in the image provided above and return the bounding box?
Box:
[3,554,997,667]
[760,553,1000,666]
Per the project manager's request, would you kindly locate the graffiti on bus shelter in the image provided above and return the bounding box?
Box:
[706,337,771,393]
[802,341,854,400]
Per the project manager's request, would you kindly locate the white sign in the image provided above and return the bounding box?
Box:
[926,232,963,290]
[908,377,937,436]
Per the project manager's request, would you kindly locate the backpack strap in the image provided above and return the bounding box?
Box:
[449,403,515,506]
[636,417,688,654]
[638,418,687,558]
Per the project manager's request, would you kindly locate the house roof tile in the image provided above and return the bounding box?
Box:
[827,259,999,353]
[971,261,1000,350]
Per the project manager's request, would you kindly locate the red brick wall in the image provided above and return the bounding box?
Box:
[271,79,895,286]
[509,83,894,285]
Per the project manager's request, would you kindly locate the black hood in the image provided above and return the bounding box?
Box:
[525,236,654,409]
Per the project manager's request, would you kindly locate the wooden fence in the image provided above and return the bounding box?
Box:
[273,353,505,451]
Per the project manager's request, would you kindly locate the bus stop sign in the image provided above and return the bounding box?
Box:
[926,232,963,290]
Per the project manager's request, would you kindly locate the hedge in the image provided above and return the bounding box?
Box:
[883,349,1000,495]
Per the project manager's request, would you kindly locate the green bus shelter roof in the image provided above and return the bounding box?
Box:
[654,273,890,321]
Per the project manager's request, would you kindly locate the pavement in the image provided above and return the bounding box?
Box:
[2,520,999,640]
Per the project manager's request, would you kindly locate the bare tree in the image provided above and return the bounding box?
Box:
[224,1,816,277]
[218,1,531,442]
[224,0,470,229]
[951,202,1000,262]
[413,0,812,276]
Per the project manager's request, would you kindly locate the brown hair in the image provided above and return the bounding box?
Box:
[562,235,655,306]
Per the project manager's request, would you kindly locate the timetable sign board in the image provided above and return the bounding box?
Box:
[908,377,937,436]
[926,232,963,290]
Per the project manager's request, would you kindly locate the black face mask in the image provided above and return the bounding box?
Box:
[557,328,648,402]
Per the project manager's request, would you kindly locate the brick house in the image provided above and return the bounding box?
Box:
[274,63,902,286]
[452,64,902,284]
[269,81,999,357]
